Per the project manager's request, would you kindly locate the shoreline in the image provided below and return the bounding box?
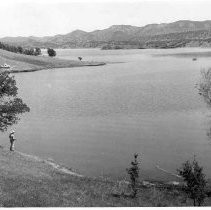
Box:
[0,49,106,74]
[15,150,83,177]
[8,62,106,73]
[0,146,210,206]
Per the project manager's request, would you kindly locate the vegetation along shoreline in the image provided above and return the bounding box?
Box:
[0,145,211,207]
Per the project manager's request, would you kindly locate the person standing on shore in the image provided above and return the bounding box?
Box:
[9,130,16,151]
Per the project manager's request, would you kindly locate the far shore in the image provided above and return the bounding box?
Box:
[154,50,211,58]
[0,49,106,73]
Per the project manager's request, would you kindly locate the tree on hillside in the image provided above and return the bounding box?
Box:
[178,157,207,206]
[47,48,56,57]
[34,47,41,56]
[17,46,23,54]
[23,48,35,56]
[0,71,30,131]
[0,41,43,56]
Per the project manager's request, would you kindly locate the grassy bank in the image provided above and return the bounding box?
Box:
[0,146,211,207]
[0,49,105,73]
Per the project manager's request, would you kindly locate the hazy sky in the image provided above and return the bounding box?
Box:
[1,0,211,37]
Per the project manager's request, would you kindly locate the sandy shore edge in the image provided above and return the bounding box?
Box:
[16,150,83,177]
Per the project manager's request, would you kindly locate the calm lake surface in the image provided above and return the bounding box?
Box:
[2,48,211,180]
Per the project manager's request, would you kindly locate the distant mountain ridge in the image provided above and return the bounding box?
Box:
[2,20,211,49]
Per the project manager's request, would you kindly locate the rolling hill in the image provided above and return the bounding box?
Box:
[2,20,211,49]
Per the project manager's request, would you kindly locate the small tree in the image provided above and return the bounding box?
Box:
[17,46,23,54]
[34,48,41,56]
[78,57,82,61]
[198,68,211,104]
[178,157,207,206]
[47,48,56,57]
[126,153,140,198]
[23,48,34,56]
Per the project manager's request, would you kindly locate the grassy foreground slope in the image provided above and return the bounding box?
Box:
[0,49,105,73]
[0,146,211,207]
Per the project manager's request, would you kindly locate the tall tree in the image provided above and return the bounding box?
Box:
[0,71,30,132]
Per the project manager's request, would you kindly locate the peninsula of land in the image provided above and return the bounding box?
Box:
[0,49,105,73]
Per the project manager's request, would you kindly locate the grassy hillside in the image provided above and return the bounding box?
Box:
[0,147,197,206]
[0,146,210,207]
[0,49,105,73]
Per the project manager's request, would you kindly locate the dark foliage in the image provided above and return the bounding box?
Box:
[0,71,30,132]
[0,41,41,56]
[178,157,207,206]
[47,48,56,57]
[34,48,41,56]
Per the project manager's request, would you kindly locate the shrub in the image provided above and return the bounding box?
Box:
[23,48,35,56]
[17,46,23,54]
[198,68,211,104]
[34,48,41,56]
[178,157,207,206]
[47,48,56,57]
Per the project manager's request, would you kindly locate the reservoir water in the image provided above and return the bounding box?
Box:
[2,48,211,181]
